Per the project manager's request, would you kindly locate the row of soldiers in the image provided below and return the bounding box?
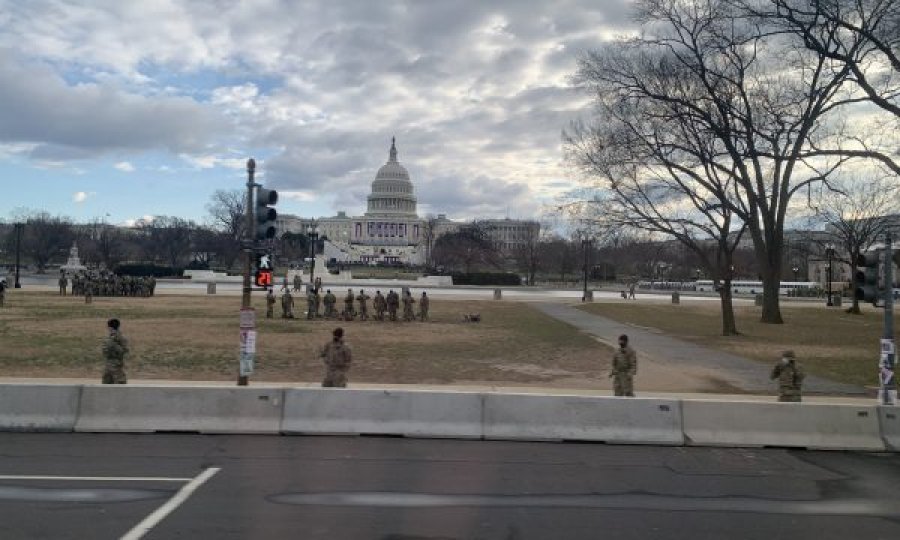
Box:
[269,288,430,322]
[61,271,157,298]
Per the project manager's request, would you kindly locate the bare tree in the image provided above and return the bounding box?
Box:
[16,212,74,273]
[139,216,195,269]
[813,176,900,313]
[206,189,246,269]
[571,0,856,324]
[432,222,501,273]
[514,223,542,285]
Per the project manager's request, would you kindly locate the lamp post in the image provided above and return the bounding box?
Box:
[13,222,23,288]
[825,244,835,307]
[307,224,319,290]
[581,235,592,302]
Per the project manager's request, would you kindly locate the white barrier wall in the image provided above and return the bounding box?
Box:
[482,394,684,445]
[281,388,483,438]
[682,400,884,451]
[0,385,81,432]
[878,407,900,451]
[75,386,284,434]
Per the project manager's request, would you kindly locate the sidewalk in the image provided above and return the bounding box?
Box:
[534,302,866,396]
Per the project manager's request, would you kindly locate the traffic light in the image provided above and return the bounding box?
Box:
[854,250,882,304]
[253,253,273,287]
[255,185,278,242]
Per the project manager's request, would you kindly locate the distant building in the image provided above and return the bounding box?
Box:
[277,138,539,265]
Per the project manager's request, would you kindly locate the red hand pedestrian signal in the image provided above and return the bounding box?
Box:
[255,269,273,287]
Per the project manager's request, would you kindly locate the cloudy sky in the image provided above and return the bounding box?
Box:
[0,0,633,226]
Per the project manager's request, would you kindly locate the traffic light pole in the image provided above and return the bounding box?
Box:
[238,158,256,386]
[881,233,895,405]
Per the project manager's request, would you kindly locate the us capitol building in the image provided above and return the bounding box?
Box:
[276,138,539,265]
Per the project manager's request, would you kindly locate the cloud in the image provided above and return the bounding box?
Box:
[0,50,227,160]
[114,161,135,172]
[72,191,90,203]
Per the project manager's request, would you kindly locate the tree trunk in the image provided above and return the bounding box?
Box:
[847,261,861,314]
[760,267,784,324]
[719,279,739,336]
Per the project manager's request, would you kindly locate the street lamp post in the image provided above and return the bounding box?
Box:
[581,236,592,302]
[307,225,319,290]
[825,245,835,307]
[13,222,23,288]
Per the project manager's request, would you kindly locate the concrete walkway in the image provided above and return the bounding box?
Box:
[534,302,866,395]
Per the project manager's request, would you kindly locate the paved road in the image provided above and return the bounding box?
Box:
[2,433,900,540]
[534,303,865,395]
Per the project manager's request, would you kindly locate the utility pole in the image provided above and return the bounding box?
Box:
[13,223,23,288]
[238,159,256,386]
[880,232,895,405]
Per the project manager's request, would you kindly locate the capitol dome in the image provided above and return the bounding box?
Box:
[366,137,417,217]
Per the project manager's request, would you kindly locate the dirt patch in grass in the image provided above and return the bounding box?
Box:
[578,301,897,388]
[1,291,612,387]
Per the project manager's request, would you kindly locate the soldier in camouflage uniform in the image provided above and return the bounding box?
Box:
[374,291,386,321]
[356,289,370,321]
[102,318,129,384]
[771,350,804,402]
[324,289,337,318]
[58,271,68,296]
[343,289,355,320]
[266,289,276,318]
[281,289,294,319]
[321,327,352,388]
[402,291,416,322]
[293,274,303,292]
[386,290,399,321]
[306,289,317,320]
[314,288,322,318]
[418,291,430,321]
[610,334,637,397]
[0,279,6,308]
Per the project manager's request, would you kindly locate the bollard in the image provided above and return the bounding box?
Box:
[207,283,217,295]
[754,293,763,306]
[582,290,594,302]
[832,293,842,307]
[493,288,502,300]
[671,291,680,304]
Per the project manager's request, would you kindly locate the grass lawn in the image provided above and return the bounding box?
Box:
[578,301,898,388]
[0,291,610,386]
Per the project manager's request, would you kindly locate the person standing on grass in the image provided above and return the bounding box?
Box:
[418,291,429,321]
[771,350,804,402]
[0,278,6,307]
[102,318,129,384]
[58,271,68,296]
[265,288,276,319]
[610,334,637,397]
[321,327,352,388]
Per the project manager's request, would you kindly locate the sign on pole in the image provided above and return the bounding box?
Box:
[240,307,256,329]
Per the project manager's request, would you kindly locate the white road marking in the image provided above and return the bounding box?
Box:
[120,467,220,540]
[0,475,192,482]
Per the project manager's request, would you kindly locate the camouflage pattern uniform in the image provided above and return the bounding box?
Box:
[356,290,370,321]
[418,292,429,321]
[321,333,352,388]
[374,291,386,321]
[281,290,294,319]
[387,290,399,321]
[402,292,416,322]
[0,280,6,307]
[324,290,337,318]
[314,289,322,317]
[611,344,637,397]
[343,289,355,319]
[102,328,129,384]
[266,290,276,318]
[58,273,68,296]
[306,290,317,320]
[293,274,303,292]
[771,351,804,402]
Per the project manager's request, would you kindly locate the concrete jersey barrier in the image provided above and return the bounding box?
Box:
[878,406,900,451]
[75,386,284,434]
[682,400,884,451]
[0,384,81,432]
[281,388,483,438]
[482,393,684,445]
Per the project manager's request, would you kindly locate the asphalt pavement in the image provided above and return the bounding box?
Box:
[2,433,900,540]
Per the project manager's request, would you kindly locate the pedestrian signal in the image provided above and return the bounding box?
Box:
[255,268,273,288]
